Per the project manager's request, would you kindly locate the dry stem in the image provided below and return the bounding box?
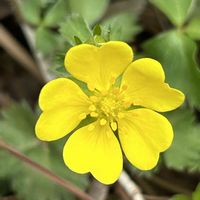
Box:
[0,139,93,200]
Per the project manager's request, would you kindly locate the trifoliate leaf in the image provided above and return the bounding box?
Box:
[102,12,141,42]
[185,16,200,40]
[68,0,109,25]
[43,0,70,27]
[149,0,192,27]
[143,30,200,108]
[59,14,92,46]
[164,108,200,171]
[20,0,41,25]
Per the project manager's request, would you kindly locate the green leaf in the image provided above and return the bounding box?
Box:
[74,36,83,45]
[36,26,59,54]
[68,0,109,25]
[0,102,37,149]
[185,16,200,40]
[193,184,200,200]
[52,66,68,77]
[59,14,92,45]
[20,0,41,25]
[164,108,200,171]
[102,12,141,42]
[0,102,37,178]
[93,24,102,36]
[143,30,200,108]
[149,0,192,27]
[0,102,89,200]
[43,0,70,27]
[189,0,200,18]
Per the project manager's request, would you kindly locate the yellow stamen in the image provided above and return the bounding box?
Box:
[112,88,120,95]
[79,113,87,120]
[111,122,117,131]
[123,101,132,108]
[89,105,96,111]
[90,96,98,102]
[90,112,99,117]
[87,82,95,91]
[122,84,128,91]
[87,86,130,124]
[100,118,107,126]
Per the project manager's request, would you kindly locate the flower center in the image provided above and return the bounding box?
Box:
[87,85,131,131]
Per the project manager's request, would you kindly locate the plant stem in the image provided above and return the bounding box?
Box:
[0,139,93,200]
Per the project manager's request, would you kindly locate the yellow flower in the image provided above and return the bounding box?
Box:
[35,41,184,184]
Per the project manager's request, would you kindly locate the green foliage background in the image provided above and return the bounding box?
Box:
[1,0,200,199]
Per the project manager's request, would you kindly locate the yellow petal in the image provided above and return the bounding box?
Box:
[36,78,90,141]
[65,41,133,91]
[121,58,185,112]
[36,108,83,141]
[118,109,173,170]
[39,78,89,111]
[63,121,123,184]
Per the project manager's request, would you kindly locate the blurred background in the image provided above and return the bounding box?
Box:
[0,0,200,200]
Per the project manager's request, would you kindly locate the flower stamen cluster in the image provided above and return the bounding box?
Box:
[86,83,130,131]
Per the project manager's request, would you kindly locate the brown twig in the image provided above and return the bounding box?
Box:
[0,24,44,82]
[115,183,131,200]
[0,195,18,200]
[0,139,93,200]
